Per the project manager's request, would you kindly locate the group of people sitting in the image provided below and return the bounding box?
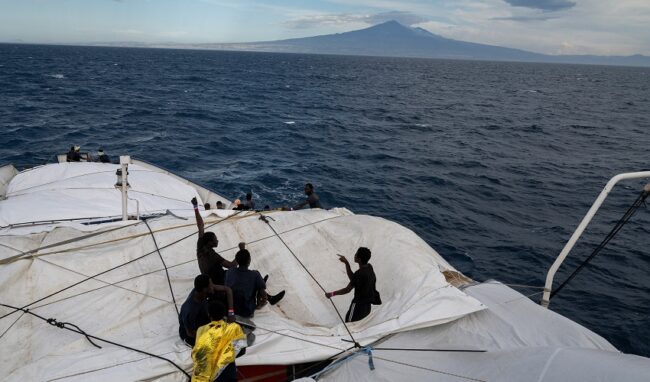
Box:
[203,183,323,214]
[66,145,111,163]
[180,186,379,381]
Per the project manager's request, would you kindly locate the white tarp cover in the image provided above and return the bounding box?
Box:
[0,162,214,227]
[0,208,485,381]
[313,282,650,382]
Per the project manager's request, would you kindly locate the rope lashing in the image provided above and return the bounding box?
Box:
[0,303,191,379]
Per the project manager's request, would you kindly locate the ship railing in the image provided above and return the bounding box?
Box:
[542,171,650,307]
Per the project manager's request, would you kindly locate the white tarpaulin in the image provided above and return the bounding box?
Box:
[0,207,485,381]
[0,162,225,228]
[312,282,650,382]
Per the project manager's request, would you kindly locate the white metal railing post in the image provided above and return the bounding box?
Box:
[541,171,650,308]
[120,155,131,221]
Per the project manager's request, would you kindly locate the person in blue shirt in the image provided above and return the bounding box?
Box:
[225,248,285,318]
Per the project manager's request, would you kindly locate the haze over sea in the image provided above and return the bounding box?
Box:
[1,44,649,356]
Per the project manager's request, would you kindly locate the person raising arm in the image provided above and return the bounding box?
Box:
[192,197,237,286]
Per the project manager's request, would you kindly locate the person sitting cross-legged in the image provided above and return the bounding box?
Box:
[225,248,285,318]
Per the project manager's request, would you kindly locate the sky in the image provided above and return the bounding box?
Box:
[0,0,649,56]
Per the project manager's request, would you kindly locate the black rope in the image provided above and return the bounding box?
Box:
[258,214,360,348]
[0,212,242,321]
[0,303,191,379]
[551,188,650,299]
[373,347,486,353]
[143,218,179,316]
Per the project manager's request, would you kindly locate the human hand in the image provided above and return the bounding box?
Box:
[337,255,348,264]
[191,197,198,207]
[325,292,333,299]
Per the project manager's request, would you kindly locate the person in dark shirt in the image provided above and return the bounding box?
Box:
[243,192,255,210]
[66,146,81,162]
[225,248,285,318]
[97,148,111,163]
[179,274,235,346]
[325,247,378,322]
[192,198,237,285]
[293,183,322,210]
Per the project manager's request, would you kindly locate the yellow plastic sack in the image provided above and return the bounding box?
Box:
[191,320,246,382]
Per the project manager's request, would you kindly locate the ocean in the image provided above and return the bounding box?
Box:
[1,44,649,356]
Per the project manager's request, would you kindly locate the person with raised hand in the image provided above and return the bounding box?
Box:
[325,247,379,322]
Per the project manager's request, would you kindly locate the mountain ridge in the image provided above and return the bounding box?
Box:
[194,20,649,67]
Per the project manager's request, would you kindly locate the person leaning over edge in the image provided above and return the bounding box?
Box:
[325,247,379,322]
[292,183,322,210]
[192,197,237,286]
[191,300,247,382]
[179,274,235,347]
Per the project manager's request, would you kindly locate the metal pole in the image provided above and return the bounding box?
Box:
[541,171,650,307]
[120,156,130,221]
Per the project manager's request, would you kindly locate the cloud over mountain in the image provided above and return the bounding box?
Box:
[503,0,576,11]
[284,11,427,29]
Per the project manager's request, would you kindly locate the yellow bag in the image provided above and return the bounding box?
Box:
[191,321,246,382]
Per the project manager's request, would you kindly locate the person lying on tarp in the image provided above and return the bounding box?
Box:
[192,198,238,286]
[179,274,235,347]
[191,300,247,382]
[225,246,285,319]
[325,247,381,322]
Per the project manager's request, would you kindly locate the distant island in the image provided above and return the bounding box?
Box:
[113,20,650,67]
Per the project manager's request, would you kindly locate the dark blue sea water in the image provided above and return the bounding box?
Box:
[1,44,649,356]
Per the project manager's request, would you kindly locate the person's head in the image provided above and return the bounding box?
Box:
[246,192,252,201]
[198,231,218,249]
[263,205,270,211]
[69,146,74,151]
[74,145,80,152]
[98,148,105,155]
[207,300,227,321]
[216,201,224,209]
[304,183,314,196]
[194,274,212,300]
[354,247,371,265]
[204,203,211,210]
[235,249,251,268]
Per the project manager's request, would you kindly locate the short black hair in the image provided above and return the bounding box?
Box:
[356,247,371,264]
[235,249,251,267]
[207,300,227,321]
[246,192,252,200]
[305,183,313,190]
[216,201,223,206]
[194,274,211,292]
[204,203,211,210]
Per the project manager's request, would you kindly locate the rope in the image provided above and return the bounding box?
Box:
[0,212,242,321]
[0,302,191,379]
[28,214,347,313]
[143,218,179,316]
[236,321,348,352]
[258,214,360,348]
[551,188,649,299]
[372,355,487,382]
[373,347,486,353]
